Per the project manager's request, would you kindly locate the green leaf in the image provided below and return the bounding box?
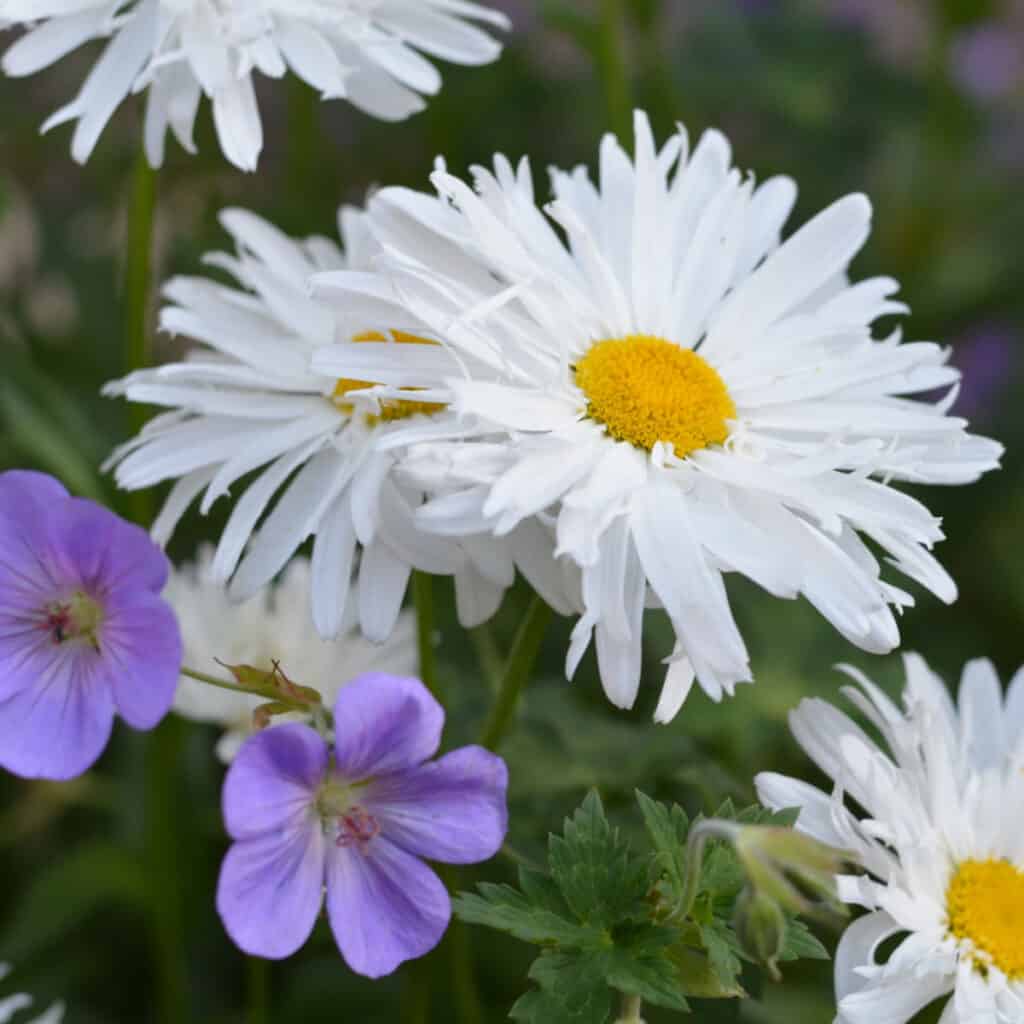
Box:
[779,919,830,962]
[548,790,650,930]
[510,952,612,1024]
[453,885,592,947]
[636,790,690,909]
[604,944,689,1012]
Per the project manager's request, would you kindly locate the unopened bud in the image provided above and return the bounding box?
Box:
[733,826,849,919]
[733,885,786,980]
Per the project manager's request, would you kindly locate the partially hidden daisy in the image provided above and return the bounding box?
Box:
[0,471,182,780]
[0,963,64,1024]
[311,110,1002,720]
[756,655,1024,1024]
[0,0,509,170]
[167,547,418,762]
[105,206,579,645]
[217,672,508,977]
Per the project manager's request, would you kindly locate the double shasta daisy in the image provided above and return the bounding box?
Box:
[0,0,508,169]
[106,206,578,645]
[758,655,1024,1023]
[313,110,1001,718]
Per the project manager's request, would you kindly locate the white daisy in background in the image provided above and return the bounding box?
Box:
[105,205,579,646]
[0,0,508,170]
[0,964,64,1024]
[166,547,419,761]
[757,655,1024,1024]
[311,109,1002,720]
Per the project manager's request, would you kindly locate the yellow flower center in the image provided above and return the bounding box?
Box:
[573,335,735,456]
[947,859,1024,978]
[331,330,446,424]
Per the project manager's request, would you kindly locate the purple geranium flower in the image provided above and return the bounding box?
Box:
[216,673,508,977]
[0,471,182,779]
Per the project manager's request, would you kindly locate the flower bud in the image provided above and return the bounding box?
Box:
[733,885,786,980]
[732,826,849,919]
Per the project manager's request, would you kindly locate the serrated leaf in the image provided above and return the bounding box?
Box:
[548,790,650,930]
[779,918,830,961]
[699,919,744,987]
[453,885,592,947]
[604,946,689,1012]
[636,790,689,910]
[513,952,612,1024]
[518,865,572,918]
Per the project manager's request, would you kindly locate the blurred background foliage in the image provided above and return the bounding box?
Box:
[0,1,1022,1021]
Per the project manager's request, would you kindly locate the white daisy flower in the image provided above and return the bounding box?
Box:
[757,655,1024,1024]
[0,964,64,1024]
[311,109,1002,720]
[105,205,578,646]
[166,547,419,761]
[0,0,508,170]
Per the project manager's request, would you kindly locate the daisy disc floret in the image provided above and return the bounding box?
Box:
[313,110,1002,719]
[216,672,508,976]
[168,548,417,761]
[105,206,577,646]
[0,0,509,170]
[756,654,1024,1023]
[0,471,182,780]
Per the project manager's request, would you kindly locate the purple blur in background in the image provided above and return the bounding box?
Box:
[951,322,1018,423]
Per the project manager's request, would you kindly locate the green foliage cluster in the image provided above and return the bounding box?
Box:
[456,791,827,1022]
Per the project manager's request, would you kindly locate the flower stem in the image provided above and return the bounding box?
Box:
[676,819,741,921]
[412,572,441,702]
[597,0,632,141]
[180,665,311,712]
[247,957,269,1024]
[122,147,158,526]
[480,595,552,751]
[615,994,644,1023]
[123,147,158,424]
[145,718,189,1024]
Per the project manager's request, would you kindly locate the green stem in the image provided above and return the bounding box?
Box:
[179,666,309,711]
[616,994,644,1023]
[597,0,632,141]
[480,596,552,751]
[122,147,158,526]
[123,148,158,420]
[145,718,188,1024]
[677,820,740,922]
[469,622,503,692]
[412,572,441,701]
[247,957,269,1024]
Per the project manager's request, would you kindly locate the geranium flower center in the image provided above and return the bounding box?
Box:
[316,779,380,852]
[331,330,447,424]
[947,859,1024,979]
[43,590,103,649]
[573,334,735,456]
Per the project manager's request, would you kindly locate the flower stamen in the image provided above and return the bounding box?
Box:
[331,330,447,424]
[574,334,735,457]
[947,859,1024,979]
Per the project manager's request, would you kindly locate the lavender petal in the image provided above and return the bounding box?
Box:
[222,724,327,841]
[331,673,443,781]
[100,589,182,730]
[56,497,170,595]
[0,650,115,779]
[217,824,327,960]
[325,836,450,978]
[366,746,509,865]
